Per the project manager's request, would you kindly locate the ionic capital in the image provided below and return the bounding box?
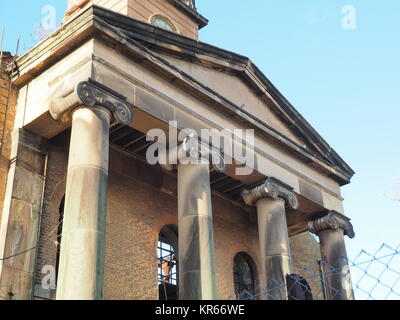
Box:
[308,211,355,239]
[160,134,227,173]
[49,81,133,125]
[241,178,299,210]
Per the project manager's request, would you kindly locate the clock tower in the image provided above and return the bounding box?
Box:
[65,0,208,39]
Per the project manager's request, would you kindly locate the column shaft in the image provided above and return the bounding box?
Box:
[256,198,291,300]
[177,162,217,300]
[318,229,354,300]
[56,107,110,300]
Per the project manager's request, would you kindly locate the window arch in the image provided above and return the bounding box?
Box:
[158,225,178,300]
[286,274,313,300]
[233,252,257,300]
[150,14,177,32]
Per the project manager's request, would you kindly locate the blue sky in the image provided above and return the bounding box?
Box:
[197,0,400,261]
[1,1,399,266]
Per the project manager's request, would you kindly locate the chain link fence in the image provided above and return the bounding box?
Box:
[232,243,400,300]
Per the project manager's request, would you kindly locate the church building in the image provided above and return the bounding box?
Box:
[0,0,355,300]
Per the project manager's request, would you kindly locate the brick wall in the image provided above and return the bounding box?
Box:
[34,136,322,300]
[213,196,260,299]
[33,134,68,296]
[290,233,324,300]
[126,0,200,39]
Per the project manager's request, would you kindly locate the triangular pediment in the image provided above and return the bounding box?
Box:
[8,4,354,186]
[36,5,348,186]
[150,52,309,146]
[89,5,353,184]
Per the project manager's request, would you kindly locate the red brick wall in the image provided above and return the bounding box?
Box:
[33,136,68,290]
[290,233,324,300]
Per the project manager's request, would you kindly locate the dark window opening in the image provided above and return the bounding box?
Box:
[286,274,314,300]
[233,253,257,300]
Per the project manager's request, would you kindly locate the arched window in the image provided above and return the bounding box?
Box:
[286,274,313,300]
[158,225,178,300]
[233,253,257,300]
[150,15,177,32]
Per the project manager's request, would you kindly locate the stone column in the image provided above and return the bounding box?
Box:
[50,81,132,300]
[241,178,299,300]
[178,160,217,300]
[308,211,355,300]
[56,106,110,300]
[159,134,226,300]
[175,136,226,300]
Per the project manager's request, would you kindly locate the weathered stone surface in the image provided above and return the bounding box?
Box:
[0,129,46,300]
[178,162,217,300]
[1,199,40,273]
[56,107,110,300]
[318,229,354,300]
[0,266,33,300]
[256,198,292,300]
[308,212,355,300]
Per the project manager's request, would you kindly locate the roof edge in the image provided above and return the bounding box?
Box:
[170,0,209,29]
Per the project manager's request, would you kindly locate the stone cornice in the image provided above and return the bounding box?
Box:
[308,211,355,239]
[49,80,133,125]
[241,178,299,210]
[171,0,208,28]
